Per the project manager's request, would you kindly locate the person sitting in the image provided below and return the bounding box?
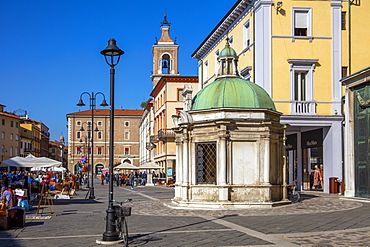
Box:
[0,186,15,208]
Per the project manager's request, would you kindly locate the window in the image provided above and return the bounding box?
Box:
[177,89,184,102]
[77,121,81,126]
[124,131,130,140]
[98,121,102,126]
[98,132,102,139]
[10,121,13,127]
[77,131,81,139]
[342,66,348,79]
[15,134,19,141]
[243,20,251,48]
[10,133,13,140]
[288,59,317,114]
[1,146,5,156]
[124,147,130,155]
[87,147,91,155]
[9,146,13,156]
[124,121,130,127]
[2,119,4,125]
[98,147,102,155]
[341,12,346,30]
[204,60,209,81]
[16,122,18,128]
[1,132,4,139]
[215,50,220,73]
[293,8,311,37]
[196,142,217,184]
[228,36,234,48]
[77,147,81,155]
[294,72,307,101]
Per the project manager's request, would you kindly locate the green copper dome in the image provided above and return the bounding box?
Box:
[191,77,276,111]
[219,45,237,57]
[191,39,276,111]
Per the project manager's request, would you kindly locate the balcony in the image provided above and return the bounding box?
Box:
[158,128,175,142]
[150,135,159,143]
[290,101,316,115]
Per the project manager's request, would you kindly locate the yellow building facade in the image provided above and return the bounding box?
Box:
[192,0,370,193]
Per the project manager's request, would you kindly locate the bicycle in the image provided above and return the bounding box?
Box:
[287,180,300,203]
[113,199,132,246]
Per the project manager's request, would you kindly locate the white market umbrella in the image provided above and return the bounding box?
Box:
[114,162,139,170]
[1,154,62,168]
[139,162,162,169]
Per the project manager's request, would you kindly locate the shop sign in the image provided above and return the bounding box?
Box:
[286,134,297,150]
[301,129,323,148]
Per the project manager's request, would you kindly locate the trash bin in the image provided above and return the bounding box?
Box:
[337,179,344,195]
[8,206,25,227]
[329,177,339,194]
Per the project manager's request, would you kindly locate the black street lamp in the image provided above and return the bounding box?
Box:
[79,122,99,189]
[77,92,108,199]
[100,38,124,242]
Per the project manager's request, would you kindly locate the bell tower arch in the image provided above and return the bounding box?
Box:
[151,14,179,87]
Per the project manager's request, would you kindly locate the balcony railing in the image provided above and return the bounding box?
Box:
[291,101,316,115]
[158,128,175,141]
[150,135,158,143]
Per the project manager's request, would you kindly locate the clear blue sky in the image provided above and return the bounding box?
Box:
[0,0,235,142]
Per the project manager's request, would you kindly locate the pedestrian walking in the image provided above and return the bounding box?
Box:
[100,173,105,186]
[128,172,135,189]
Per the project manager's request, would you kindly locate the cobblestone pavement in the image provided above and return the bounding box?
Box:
[1,181,370,247]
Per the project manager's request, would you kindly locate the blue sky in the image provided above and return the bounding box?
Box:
[0,0,235,142]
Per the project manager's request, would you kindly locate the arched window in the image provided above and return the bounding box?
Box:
[161,54,170,74]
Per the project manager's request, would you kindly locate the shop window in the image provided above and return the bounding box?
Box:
[196,142,217,184]
[293,8,311,37]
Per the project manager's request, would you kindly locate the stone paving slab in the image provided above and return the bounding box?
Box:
[1,183,370,246]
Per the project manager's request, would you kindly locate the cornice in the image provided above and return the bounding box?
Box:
[192,0,254,59]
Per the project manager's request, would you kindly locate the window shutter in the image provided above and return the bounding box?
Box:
[295,11,308,28]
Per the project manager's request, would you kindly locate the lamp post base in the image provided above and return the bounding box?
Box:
[96,239,124,245]
[102,207,119,241]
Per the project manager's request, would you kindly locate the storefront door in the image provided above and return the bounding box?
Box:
[301,129,323,191]
[354,83,370,197]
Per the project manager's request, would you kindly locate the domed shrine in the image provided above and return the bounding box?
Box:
[171,40,287,209]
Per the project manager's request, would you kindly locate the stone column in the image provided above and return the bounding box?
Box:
[182,128,189,201]
[218,128,229,201]
[174,131,183,199]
